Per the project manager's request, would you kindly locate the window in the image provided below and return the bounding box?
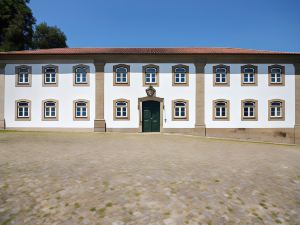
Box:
[172,65,189,86]
[113,64,130,86]
[73,100,90,120]
[241,65,257,86]
[73,64,90,86]
[43,100,58,120]
[172,100,189,120]
[16,100,31,120]
[269,100,285,120]
[15,65,32,87]
[43,65,58,86]
[213,100,230,120]
[242,100,257,120]
[213,65,230,86]
[143,64,159,86]
[268,65,285,86]
[113,99,130,120]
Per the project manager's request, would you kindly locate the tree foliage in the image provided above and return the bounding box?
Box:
[0,0,36,51]
[0,0,68,51]
[32,22,67,49]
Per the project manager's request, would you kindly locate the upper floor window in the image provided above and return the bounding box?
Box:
[241,65,257,86]
[172,65,189,86]
[15,65,32,87]
[113,99,130,120]
[43,65,58,86]
[269,100,285,120]
[173,100,189,120]
[213,100,230,120]
[74,100,90,120]
[43,100,58,120]
[16,100,31,121]
[113,64,130,86]
[213,65,230,86]
[268,65,285,86]
[242,100,257,120]
[143,64,159,86]
[73,65,90,86]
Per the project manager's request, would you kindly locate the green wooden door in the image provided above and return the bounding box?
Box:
[142,101,160,132]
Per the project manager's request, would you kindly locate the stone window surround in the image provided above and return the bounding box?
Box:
[268,99,285,121]
[15,65,32,87]
[73,99,90,121]
[15,99,31,121]
[42,65,59,87]
[213,99,230,121]
[241,64,258,86]
[113,64,130,86]
[172,64,189,86]
[143,64,159,87]
[73,64,90,86]
[213,64,230,86]
[42,99,59,121]
[172,99,189,121]
[268,64,285,86]
[241,99,258,121]
[113,99,130,121]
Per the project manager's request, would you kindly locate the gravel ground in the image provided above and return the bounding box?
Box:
[0,131,299,225]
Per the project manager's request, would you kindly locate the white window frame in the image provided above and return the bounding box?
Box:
[18,67,29,84]
[243,68,255,84]
[270,68,282,84]
[75,67,87,84]
[115,67,128,84]
[145,68,157,84]
[174,68,187,84]
[17,101,30,118]
[243,101,255,118]
[215,68,227,84]
[44,101,57,118]
[115,101,128,118]
[75,102,87,118]
[174,102,186,118]
[270,101,283,118]
[215,101,227,118]
[44,67,57,84]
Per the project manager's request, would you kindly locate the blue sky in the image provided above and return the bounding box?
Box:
[29,0,300,52]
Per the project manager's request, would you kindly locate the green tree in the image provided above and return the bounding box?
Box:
[0,0,36,51]
[32,22,68,49]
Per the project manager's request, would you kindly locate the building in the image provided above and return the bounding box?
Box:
[0,47,299,144]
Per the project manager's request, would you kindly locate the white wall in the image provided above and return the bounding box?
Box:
[104,63,196,129]
[205,64,295,128]
[4,63,95,128]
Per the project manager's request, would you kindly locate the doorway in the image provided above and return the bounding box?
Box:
[142,101,160,132]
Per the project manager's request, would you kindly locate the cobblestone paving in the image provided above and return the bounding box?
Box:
[0,131,299,225]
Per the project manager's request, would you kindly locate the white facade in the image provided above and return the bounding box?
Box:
[205,64,295,128]
[2,62,296,129]
[104,63,196,129]
[4,63,95,128]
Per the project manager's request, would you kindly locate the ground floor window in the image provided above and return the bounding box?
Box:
[113,99,130,120]
[74,100,89,120]
[269,100,285,120]
[43,100,58,120]
[242,100,257,120]
[16,100,31,120]
[173,100,189,120]
[213,100,229,120]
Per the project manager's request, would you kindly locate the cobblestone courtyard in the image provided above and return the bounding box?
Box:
[0,132,299,225]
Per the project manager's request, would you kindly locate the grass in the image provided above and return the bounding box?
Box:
[105,202,113,207]
[74,202,80,209]
[97,208,106,218]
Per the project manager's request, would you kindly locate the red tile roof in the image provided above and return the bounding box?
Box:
[0,47,299,55]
